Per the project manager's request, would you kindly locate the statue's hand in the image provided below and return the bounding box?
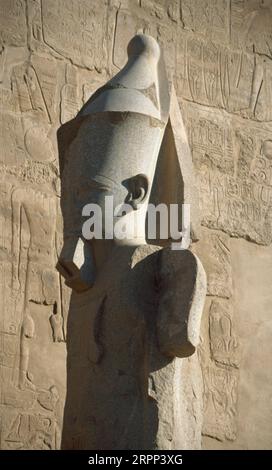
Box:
[156,247,206,358]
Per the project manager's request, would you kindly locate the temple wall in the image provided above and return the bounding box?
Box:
[0,0,272,449]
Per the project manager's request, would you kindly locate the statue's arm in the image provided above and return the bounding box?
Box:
[156,248,207,358]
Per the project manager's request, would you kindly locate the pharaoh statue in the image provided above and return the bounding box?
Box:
[57,34,206,450]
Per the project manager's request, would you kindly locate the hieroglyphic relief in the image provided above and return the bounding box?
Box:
[2,411,60,450]
[169,0,180,22]
[0,183,64,448]
[112,5,177,73]
[156,22,177,73]
[194,235,240,443]
[219,47,255,115]
[27,0,45,52]
[2,50,59,168]
[11,63,48,119]
[113,10,142,69]
[0,0,271,451]
[251,139,272,187]
[200,298,240,443]
[0,182,65,449]
[186,105,234,174]
[0,45,6,82]
[209,300,240,368]
[10,51,62,128]
[231,0,272,59]
[30,54,59,124]
[174,29,272,122]
[41,0,108,70]
[184,102,272,244]
[248,56,272,122]
[194,228,232,298]
[11,188,65,348]
[0,0,27,46]
[198,168,272,244]
[181,0,230,44]
[139,0,170,21]
[202,365,239,441]
[0,260,15,373]
[0,114,26,166]
[60,64,80,125]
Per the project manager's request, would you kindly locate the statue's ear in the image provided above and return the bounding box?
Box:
[126,174,149,210]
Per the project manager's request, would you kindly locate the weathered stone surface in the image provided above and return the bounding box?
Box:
[41,0,108,70]
[1,0,272,451]
[181,0,231,44]
[231,0,272,58]
[184,102,272,245]
[194,228,232,298]
[113,9,141,69]
[202,364,239,441]
[209,299,240,368]
[61,244,206,450]
[0,0,27,46]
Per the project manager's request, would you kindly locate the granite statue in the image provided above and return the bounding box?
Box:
[57,34,206,450]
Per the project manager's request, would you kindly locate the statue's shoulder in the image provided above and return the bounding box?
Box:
[130,244,161,268]
[156,247,207,358]
[128,245,206,291]
[129,245,205,273]
[158,246,206,291]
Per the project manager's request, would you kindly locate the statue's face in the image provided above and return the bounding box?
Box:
[57,33,171,290]
[64,112,164,239]
[59,111,164,291]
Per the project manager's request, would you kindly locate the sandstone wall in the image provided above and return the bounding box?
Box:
[0,0,272,449]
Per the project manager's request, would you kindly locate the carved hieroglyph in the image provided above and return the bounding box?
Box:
[209,300,240,368]
[0,183,67,449]
[185,102,272,245]
[1,0,272,451]
[194,228,232,298]
[202,365,239,442]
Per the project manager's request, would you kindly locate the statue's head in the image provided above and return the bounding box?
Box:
[57,34,170,292]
